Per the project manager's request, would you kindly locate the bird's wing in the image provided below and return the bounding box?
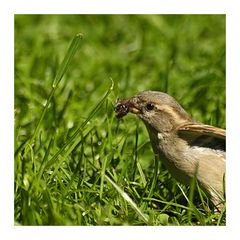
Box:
[177,123,226,152]
[178,123,225,139]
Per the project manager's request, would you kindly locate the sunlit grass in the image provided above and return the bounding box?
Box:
[14,14,225,225]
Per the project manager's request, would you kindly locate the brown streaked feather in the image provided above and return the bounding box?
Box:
[177,123,226,152]
[177,123,226,139]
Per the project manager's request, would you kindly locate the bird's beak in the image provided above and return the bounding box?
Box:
[115,97,141,118]
[131,106,141,114]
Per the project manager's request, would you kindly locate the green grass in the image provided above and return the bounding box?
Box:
[14,14,226,225]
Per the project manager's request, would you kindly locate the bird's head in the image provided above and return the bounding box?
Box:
[115,91,192,133]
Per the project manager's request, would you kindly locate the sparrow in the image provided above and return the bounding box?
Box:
[115,91,225,210]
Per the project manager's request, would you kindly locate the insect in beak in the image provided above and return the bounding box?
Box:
[115,98,141,118]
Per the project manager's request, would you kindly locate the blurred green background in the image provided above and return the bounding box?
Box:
[14,15,225,225]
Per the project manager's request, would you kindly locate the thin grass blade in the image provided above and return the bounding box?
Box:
[15,33,83,157]
[105,174,149,224]
[45,80,114,169]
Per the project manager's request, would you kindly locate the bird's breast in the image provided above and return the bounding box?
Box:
[147,130,189,182]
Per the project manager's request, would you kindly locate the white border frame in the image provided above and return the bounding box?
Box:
[1,1,240,240]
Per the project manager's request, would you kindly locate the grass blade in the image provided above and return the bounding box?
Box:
[15,33,83,157]
[105,174,149,224]
[148,155,159,198]
[45,80,114,169]
[52,33,83,88]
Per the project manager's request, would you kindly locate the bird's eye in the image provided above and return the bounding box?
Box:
[146,103,155,111]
